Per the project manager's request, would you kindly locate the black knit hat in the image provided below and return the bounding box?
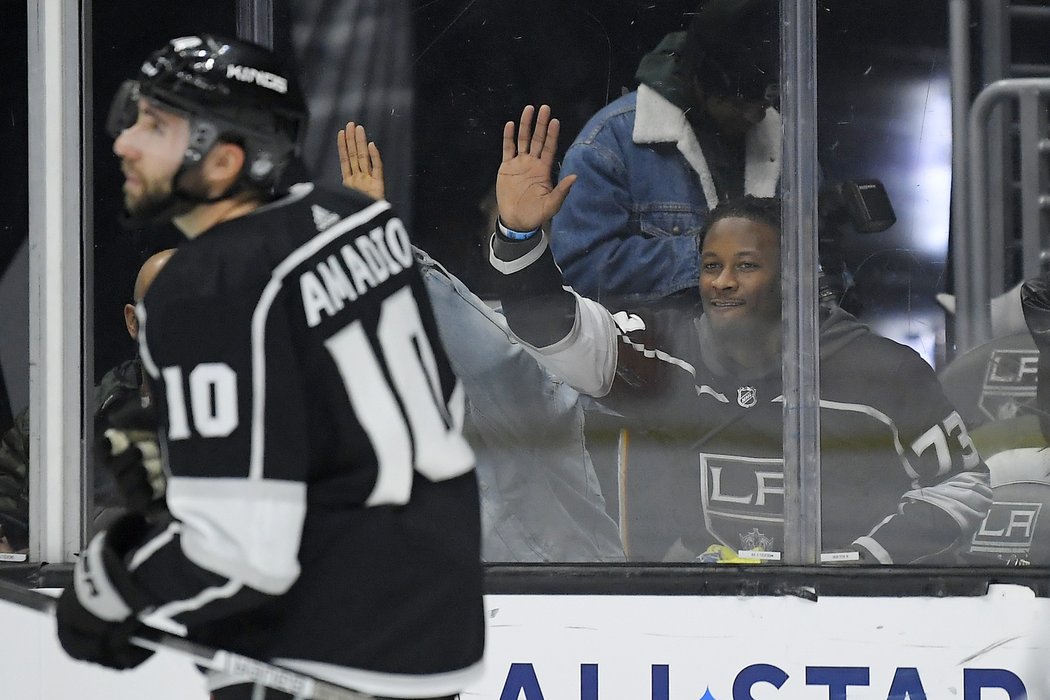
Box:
[684,0,780,102]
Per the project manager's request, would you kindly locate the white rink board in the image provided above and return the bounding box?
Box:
[464,586,1050,700]
[0,589,208,699]
[0,585,1047,699]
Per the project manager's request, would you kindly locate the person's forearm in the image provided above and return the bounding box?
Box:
[489,227,577,347]
[488,226,618,397]
[855,469,991,563]
[854,502,960,564]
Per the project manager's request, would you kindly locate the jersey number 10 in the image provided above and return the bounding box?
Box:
[324,286,474,505]
[157,287,473,507]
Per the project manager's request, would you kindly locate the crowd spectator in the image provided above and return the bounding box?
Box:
[484,105,991,563]
[550,0,782,307]
[0,249,174,553]
[338,121,624,562]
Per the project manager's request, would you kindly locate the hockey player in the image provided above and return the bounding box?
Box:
[55,35,485,700]
[485,104,992,564]
[962,275,1050,566]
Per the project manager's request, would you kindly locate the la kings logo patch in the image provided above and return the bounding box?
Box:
[737,386,757,408]
[740,527,775,551]
[979,349,1038,420]
[699,452,785,554]
[311,204,339,231]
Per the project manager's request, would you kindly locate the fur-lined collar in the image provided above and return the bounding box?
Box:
[632,84,782,207]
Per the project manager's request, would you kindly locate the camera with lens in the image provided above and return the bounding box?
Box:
[817,179,897,310]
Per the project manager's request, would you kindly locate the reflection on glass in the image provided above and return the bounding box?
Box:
[398,0,1001,567]
[70,1,1042,570]
[0,1,30,561]
[935,2,1050,567]
[87,1,238,547]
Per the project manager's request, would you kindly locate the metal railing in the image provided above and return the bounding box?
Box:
[956,78,1050,351]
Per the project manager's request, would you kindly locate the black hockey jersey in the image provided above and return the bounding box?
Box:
[130,184,485,696]
[490,231,992,564]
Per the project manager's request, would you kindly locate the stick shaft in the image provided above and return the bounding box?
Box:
[0,578,373,700]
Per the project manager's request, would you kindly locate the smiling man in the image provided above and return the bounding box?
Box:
[485,104,991,565]
[697,198,782,365]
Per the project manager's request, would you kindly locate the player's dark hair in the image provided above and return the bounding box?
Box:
[697,195,781,252]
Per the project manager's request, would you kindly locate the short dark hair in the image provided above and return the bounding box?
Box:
[683,0,780,102]
[697,195,781,251]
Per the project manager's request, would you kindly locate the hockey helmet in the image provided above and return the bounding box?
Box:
[107,34,308,190]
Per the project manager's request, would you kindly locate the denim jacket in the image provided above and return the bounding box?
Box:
[551,85,781,305]
[416,249,624,562]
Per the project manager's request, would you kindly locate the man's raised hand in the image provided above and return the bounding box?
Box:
[496,104,576,233]
[337,121,385,200]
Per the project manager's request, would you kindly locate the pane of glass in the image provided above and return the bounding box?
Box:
[87,2,237,538]
[816,1,1000,568]
[0,2,30,559]
[405,0,790,564]
[77,1,1022,573]
[937,1,1050,568]
[394,0,990,568]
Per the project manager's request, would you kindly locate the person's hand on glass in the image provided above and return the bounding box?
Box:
[495,104,576,233]
[337,121,385,200]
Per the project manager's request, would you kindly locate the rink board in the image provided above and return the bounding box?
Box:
[0,585,1046,699]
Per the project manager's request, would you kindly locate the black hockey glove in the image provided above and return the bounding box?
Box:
[56,513,156,669]
[1020,275,1050,441]
[95,401,165,512]
[1021,274,1050,339]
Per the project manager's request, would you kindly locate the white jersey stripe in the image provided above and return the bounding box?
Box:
[136,302,161,381]
[151,578,244,621]
[770,397,923,482]
[166,476,307,594]
[488,229,550,275]
[617,326,730,402]
[619,335,698,377]
[128,520,181,572]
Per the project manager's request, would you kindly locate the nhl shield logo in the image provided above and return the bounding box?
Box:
[737,386,757,408]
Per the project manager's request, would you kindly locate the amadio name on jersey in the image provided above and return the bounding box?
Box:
[300,217,413,327]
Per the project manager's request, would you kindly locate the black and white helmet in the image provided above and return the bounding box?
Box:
[108,34,308,191]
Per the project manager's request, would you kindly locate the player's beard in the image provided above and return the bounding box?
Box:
[119,167,202,228]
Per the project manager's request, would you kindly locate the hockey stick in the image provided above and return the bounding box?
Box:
[0,576,375,700]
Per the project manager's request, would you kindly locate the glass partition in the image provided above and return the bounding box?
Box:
[84,2,238,547]
[61,0,1047,575]
[0,2,30,561]
[401,0,994,569]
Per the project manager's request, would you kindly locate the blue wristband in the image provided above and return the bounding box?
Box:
[498,219,540,241]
